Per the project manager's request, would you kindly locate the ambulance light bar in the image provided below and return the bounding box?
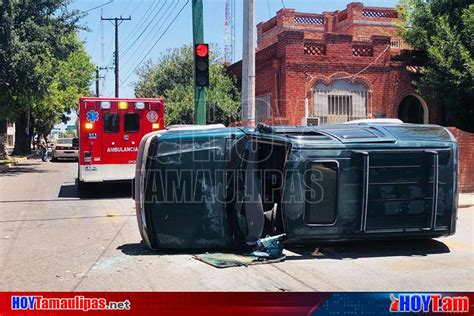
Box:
[100,101,111,109]
[118,101,129,110]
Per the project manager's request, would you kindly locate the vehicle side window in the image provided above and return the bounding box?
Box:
[124,113,140,132]
[104,113,120,133]
[305,161,338,225]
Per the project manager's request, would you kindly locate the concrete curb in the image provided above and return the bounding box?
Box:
[0,156,28,172]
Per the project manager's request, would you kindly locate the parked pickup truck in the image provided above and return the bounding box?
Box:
[135,122,458,250]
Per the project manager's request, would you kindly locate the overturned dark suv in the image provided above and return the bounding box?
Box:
[134,122,458,250]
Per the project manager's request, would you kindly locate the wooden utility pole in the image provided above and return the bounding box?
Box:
[95,67,101,97]
[95,66,113,97]
[101,16,131,97]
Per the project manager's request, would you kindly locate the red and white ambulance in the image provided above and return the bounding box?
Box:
[77,97,165,190]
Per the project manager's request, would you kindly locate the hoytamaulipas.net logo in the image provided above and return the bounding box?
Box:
[390,293,469,313]
[11,295,131,311]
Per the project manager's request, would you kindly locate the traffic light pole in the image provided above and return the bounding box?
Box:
[192,0,206,125]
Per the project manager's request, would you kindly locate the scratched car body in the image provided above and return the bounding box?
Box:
[134,123,458,250]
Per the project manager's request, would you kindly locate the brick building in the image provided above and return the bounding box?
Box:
[229,2,437,126]
[228,2,474,192]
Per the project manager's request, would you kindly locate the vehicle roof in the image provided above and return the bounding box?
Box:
[149,123,456,147]
[247,123,455,143]
[80,97,164,102]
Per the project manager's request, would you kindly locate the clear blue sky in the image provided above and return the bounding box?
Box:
[71,0,399,98]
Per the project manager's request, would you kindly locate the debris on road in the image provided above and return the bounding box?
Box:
[194,234,286,268]
[194,252,286,268]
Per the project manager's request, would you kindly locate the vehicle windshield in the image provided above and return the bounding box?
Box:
[56,139,73,145]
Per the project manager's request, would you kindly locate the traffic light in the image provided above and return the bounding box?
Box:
[194,43,209,87]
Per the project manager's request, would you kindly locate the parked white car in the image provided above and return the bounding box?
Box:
[51,138,78,161]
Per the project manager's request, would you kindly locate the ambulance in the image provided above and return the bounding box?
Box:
[77,97,164,190]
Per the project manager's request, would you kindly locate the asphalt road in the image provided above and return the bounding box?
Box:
[0,159,472,291]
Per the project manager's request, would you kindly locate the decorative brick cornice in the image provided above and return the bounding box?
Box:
[256,2,400,51]
[325,33,353,43]
[277,30,305,43]
[371,35,391,45]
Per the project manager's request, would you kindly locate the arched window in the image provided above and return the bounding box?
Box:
[313,80,369,124]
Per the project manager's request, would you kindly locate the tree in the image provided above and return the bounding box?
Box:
[0,0,83,156]
[399,0,474,131]
[34,34,94,137]
[134,45,241,125]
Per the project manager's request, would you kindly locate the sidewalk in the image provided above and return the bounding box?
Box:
[459,193,474,208]
[0,148,38,172]
[0,156,28,171]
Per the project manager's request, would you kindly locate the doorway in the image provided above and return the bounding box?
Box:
[398,95,428,124]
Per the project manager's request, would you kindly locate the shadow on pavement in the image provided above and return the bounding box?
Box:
[285,239,450,261]
[0,162,53,176]
[58,181,132,199]
[50,159,78,163]
[117,242,158,256]
[117,242,238,256]
[118,239,450,259]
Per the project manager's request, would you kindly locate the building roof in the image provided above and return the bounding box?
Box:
[256,2,404,51]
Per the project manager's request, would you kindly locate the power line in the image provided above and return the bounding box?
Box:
[100,0,139,71]
[126,0,145,17]
[101,67,112,96]
[90,17,102,58]
[121,0,189,85]
[95,66,114,96]
[120,1,163,50]
[119,0,133,16]
[81,0,114,14]
[100,0,139,93]
[120,0,179,73]
[120,0,169,58]
[101,16,132,97]
[119,0,146,42]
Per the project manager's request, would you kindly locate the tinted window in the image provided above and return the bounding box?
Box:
[327,128,378,139]
[305,162,338,224]
[104,113,120,133]
[384,126,451,141]
[57,138,73,145]
[124,113,140,132]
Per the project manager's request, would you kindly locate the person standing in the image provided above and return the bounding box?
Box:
[39,137,48,162]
